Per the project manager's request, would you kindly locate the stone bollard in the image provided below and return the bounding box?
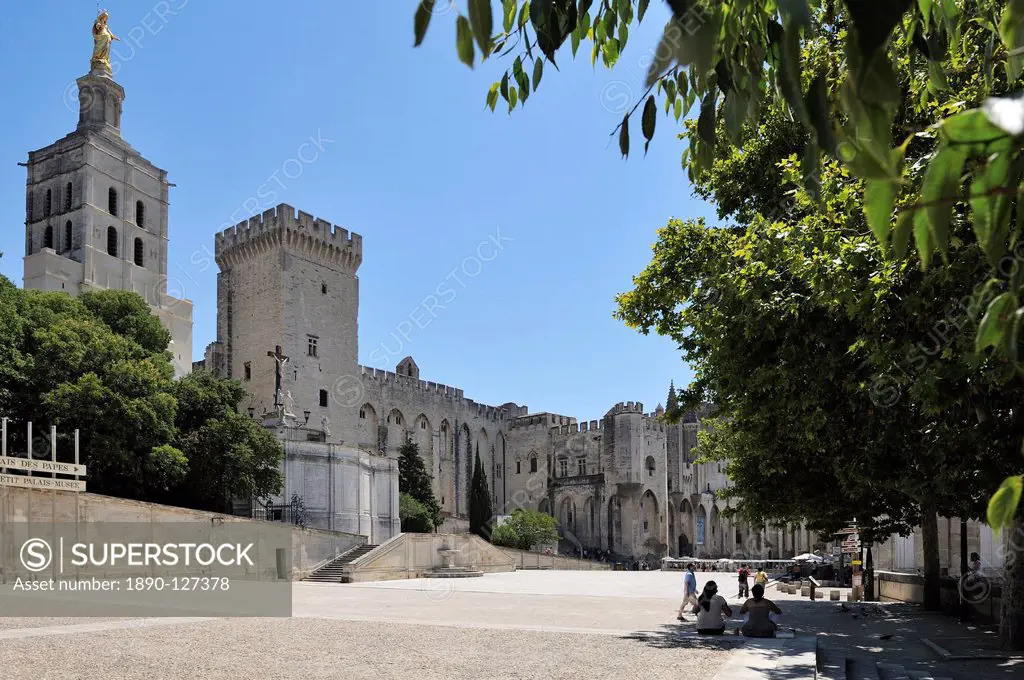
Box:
[800,585,811,597]
[847,592,856,602]
[830,589,840,601]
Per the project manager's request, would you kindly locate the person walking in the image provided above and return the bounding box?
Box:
[754,565,769,589]
[693,580,733,635]
[677,563,699,621]
[737,564,750,599]
[740,584,782,638]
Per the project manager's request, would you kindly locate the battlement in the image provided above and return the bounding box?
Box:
[358,366,510,421]
[509,412,575,431]
[214,203,362,272]
[550,420,604,435]
[604,401,645,417]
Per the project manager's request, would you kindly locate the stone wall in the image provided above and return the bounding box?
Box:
[276,439,400,543]
[497,547,613,571]
[0,487,364,580]
[876,570,1003,623]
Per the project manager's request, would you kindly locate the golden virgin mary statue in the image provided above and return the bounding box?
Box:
[91,10,120,75]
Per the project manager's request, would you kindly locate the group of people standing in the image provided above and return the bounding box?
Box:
[677,563,781,637]
[735,563,768,598]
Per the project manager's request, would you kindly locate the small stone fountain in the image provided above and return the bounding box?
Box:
[424,542,484,579]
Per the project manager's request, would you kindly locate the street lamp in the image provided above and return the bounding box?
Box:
[303,410,311,425]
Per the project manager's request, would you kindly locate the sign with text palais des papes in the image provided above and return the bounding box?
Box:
[0,457,86,476]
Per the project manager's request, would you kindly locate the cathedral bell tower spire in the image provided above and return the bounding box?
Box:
[77,10,124,135]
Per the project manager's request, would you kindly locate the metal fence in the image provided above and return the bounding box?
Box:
[241,498,308,527]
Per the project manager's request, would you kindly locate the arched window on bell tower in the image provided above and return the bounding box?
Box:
[64,221,73,252]
[136,201,145,228]
[134,238,144,267]
[44,189,51,217]
[64,182,73,212]
[43,225,53,249]
[107,226,118,257]
[108,187,118,216]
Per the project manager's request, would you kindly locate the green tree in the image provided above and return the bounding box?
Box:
[0,278,283,511]
[618,125,1023,637]
[6,285,181,500]
[489,508,559,551]
[414,1,1024,524]
[411,0,1024,646]
[400,492,436,533]
[470,450,493,537]
[398,439,441,529]
[170,371,283,513]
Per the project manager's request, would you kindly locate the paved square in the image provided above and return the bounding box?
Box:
[0,571,736,679]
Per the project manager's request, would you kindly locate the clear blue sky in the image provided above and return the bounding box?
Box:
[0,1,711,419]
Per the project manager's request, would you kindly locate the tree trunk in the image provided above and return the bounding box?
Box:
[920,501,942,611]
[999,514,1024,650]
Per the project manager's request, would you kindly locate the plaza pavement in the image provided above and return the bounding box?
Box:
[0,570,735,680]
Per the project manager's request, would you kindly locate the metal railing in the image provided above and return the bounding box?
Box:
[243,497,309,527]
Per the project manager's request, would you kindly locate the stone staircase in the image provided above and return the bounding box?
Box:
[816,642,954,680]
[305,544,378,583]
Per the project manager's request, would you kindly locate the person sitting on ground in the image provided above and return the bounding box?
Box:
[969,552,984,577]
[692,580,733,635]
[740,584,782,638]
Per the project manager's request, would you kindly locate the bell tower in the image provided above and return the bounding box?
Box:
[21,12,193,375]
[75,70,125,136]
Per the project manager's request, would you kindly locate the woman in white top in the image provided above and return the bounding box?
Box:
[691,580,733,634]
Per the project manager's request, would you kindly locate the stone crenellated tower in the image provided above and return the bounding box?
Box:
[208,204,363,433]
[21,61,193,375]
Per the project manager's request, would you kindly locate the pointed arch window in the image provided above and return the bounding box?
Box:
[64,221,72,251]
[43,225,53,249]
[134,237,144,267]
[65,182,73,211]
[44,189,52,217]
[136,200,145,228]
[529,455,538,473]
[107,226,118,257]
[108,187,118,216]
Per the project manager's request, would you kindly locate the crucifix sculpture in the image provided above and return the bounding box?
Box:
[267,345,289,409]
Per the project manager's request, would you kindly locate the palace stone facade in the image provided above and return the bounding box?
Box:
[201,204,815,560]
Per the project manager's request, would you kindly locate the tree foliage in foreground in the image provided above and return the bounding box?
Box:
[415,0,1024,526]
[0,276,282,510]
[617,74,1024,650]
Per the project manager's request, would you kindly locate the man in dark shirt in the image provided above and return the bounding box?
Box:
[737,564,750,598]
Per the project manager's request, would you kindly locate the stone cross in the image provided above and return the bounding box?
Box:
[267,345,289,408]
